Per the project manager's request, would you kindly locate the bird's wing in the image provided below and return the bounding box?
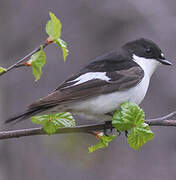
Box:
[28,52,144,110]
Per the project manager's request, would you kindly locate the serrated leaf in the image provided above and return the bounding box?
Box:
[0,67,7,74]
[128,123,154,150]
[88,135,116,153]
[112,102,144,131]
[30,46,46,81]
[31,112,75,135]
[46,12,62,40]
[112,109,134,131]
[55,38,69,61]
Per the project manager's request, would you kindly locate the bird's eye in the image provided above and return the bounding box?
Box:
[146,48,152,53]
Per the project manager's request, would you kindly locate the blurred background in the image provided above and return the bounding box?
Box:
[0,0,176,179]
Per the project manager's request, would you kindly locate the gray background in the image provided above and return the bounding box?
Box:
[0,0,176,179]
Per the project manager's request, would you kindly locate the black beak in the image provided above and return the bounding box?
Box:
[157,59,172,65]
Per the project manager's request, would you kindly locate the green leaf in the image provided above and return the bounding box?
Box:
[31,112,75,135]
[112,102,154,150]
[0,67,7,74]
[128,123,154,150]
[112,102,144,131]
[45,12,69,61]
[30,46,46,81]
[46,12,62,40]
[55,38,69,61]
[88,135,116,153]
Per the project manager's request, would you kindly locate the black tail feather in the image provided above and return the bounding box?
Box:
[5,109,42,124]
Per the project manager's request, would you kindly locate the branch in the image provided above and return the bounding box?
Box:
[146,111,176,126]
[0,41,49,76]
[1,112,176,140]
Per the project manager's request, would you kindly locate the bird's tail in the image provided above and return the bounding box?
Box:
[5,109,43,124]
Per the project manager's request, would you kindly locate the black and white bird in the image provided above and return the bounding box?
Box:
[6,38,172,123]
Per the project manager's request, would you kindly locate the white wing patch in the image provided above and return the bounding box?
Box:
[67,72,110,86]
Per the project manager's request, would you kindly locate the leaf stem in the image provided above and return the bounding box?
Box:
[0,42,48,76]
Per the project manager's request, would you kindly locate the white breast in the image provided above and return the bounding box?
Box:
[71,75,149,114]
[71,54,160,115]
[132,54,160,77]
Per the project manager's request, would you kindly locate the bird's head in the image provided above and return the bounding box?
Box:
[122,38,172,76]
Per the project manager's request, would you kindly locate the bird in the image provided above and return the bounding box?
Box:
[5,38,172,124]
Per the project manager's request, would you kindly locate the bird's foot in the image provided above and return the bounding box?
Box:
[103,121,122,136]
[117,130,121,136]
[125,130,128,137]
[103,120,113,136]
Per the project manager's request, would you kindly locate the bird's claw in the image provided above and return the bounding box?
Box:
[117,130,121,136]
[103,121,113,136]
[125,130,128,137]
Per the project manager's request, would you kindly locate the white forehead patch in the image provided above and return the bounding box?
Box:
[68,72,111,86]
[161,53,165,58]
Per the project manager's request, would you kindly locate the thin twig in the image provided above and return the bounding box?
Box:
[146,119,176,126]
[1,113,176,140]
[0,42,48,76]
[0,123,110,140]
[148,111,176,121]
